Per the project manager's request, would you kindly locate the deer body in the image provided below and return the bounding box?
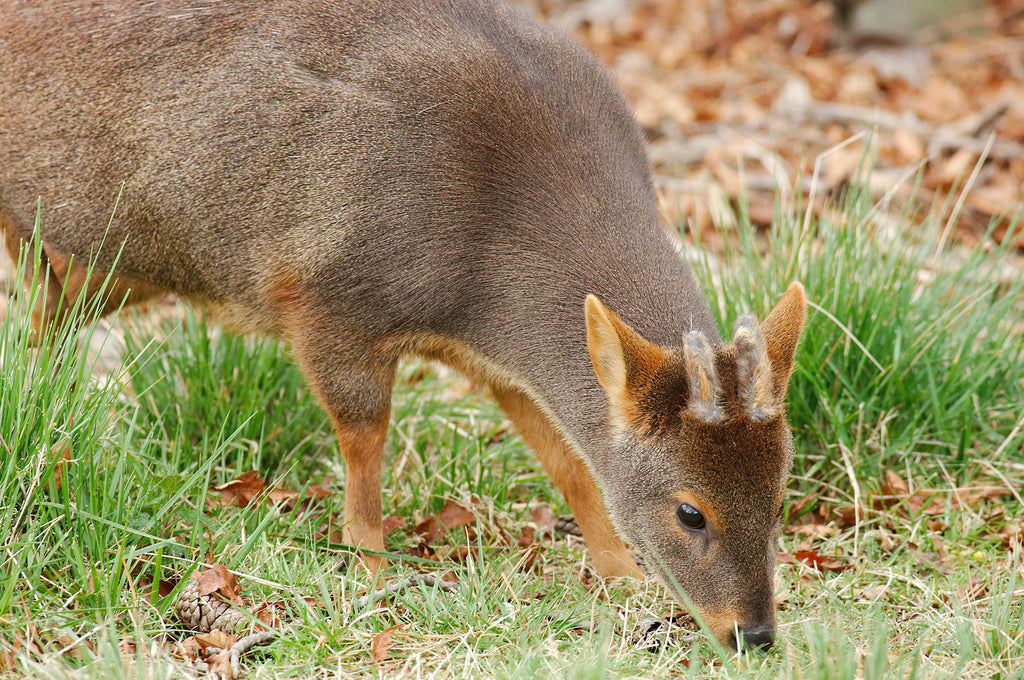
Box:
[0,0,805,650]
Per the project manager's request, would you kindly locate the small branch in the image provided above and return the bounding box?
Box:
[229,629,281,678]
[351,573,459,611]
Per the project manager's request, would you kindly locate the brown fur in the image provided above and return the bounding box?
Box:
[0,0,806,650]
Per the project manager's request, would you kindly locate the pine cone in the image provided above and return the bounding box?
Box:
[174,578,249,634]
[554,514,583,538]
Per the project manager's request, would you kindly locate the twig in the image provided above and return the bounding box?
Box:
[229,629,280,679]
[351,573,459,610]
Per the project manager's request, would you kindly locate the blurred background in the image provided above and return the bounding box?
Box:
[512,0,1023,249]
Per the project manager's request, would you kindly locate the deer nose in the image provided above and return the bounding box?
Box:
[738,628,775,652]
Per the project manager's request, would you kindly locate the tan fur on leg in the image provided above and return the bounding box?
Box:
[491,386,640,578]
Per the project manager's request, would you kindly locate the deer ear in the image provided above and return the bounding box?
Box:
[585,295,665,415]
[759,282,807,397]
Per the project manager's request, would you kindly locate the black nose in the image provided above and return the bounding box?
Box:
[738,628,775,652]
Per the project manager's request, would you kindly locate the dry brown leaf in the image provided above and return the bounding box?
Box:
[997,518,1024,546]
[193,629,239,678]
[414,499,478,543]
[253,601,287,629]
[214,471,330,510]
[382,515,407,536]
[371,625,400,663]
[446,545,477,563]
[195,629,237,651]
[853,584,891,602]
[0,648,13,672]
[779,549,854,573]
[911,549,952,574]
[529,504,556,535]
[408,541,438,561]
[170,636,201,661]
[520,0,1024,250]
[957,576,989,603]
[266,486,299,505]
[787,522,837,539]
[215,470,266,508]
[49,440,73,493]
[206,647,235,680]
[137,572,177,600]
[868,471,1013,520]
[517,525,536,549]
[193,564,243,606]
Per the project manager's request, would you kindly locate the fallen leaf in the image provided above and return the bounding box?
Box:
[266,486,299,505]
[170,636,200,661]
[853,584,891,602]
[137,573,178,600]
[382,516,407,536]
[517,525,536,549]
[371,625,400,663]
[912,550,952,574]
[517,543,542,573]
[214,471,328,510]
[195,629,237,652]
[215,471,266,508]
[414,499,478,543]
[787,522,837,539]
[206,647,235,680]
[956,577,989,603]
[780,549,854,572]
[193,564,243,606]
[998,518,1024,546]
[0,648,13,672]
[446,545,477,563]
[408,542,438,561]
[530,504,556,535]
[254,602,287,629]
[50,440,73,493]
[304,484,332,500]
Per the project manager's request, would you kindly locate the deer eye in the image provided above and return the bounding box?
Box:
[676,503,706,531]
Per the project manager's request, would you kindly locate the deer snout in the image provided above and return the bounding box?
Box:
[734,627,775,652]
[701,608,776,653]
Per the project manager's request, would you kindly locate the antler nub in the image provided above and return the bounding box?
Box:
[733,315,780,421]
[683,330,724,423]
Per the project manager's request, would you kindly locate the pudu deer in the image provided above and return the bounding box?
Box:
[0,0,806,651]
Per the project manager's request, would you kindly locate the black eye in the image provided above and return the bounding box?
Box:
[676,503,706,531]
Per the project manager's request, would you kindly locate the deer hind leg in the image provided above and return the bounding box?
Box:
[491,385,640,579]
[334,415,390,574]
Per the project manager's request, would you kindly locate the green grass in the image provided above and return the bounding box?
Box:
[1,176,1023,678]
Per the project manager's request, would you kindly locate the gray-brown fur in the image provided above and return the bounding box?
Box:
[1,0,805,650]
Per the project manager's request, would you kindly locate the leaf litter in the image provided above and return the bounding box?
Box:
[522,0,1024,252]
[783,467,1019,592]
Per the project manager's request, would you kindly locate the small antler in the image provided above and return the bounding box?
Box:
[733,315,781,421]
[682,330,724,423]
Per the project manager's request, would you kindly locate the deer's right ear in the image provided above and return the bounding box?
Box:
[585,295,665,416]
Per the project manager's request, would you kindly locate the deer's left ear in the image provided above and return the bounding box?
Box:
[759,282,807,398]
